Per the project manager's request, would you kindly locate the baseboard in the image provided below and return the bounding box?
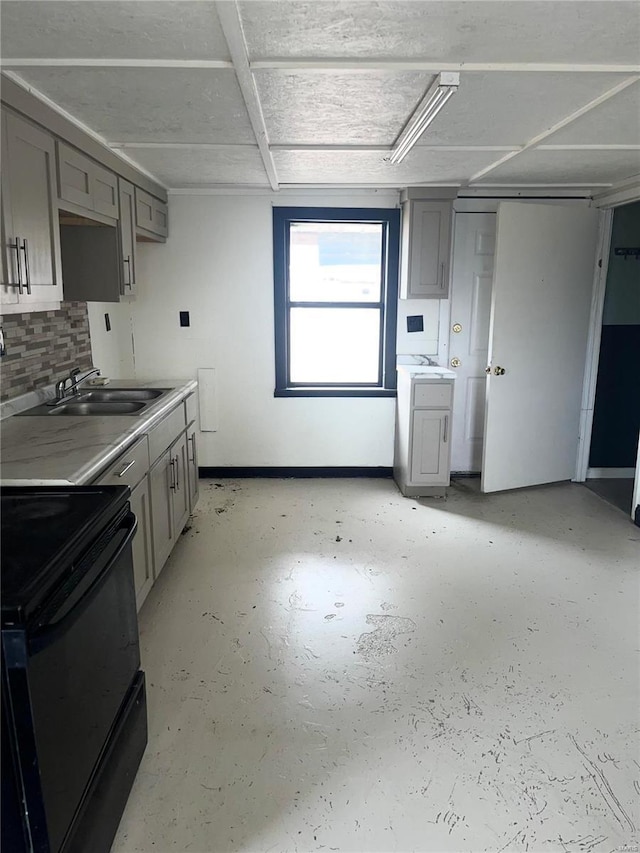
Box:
[198,466,393,479]
[586,467,635,479]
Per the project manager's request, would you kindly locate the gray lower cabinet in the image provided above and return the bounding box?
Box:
[1,110,63,310]
[128,477,154,610]
[149,431,190,577]
[410,410,450,486]
[186,424,199,513]
[394,375,453,496]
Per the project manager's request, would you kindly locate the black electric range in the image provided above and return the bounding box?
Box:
[1,486,147,853]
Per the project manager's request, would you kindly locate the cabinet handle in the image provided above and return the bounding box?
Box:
[21,239,31,295]
[169,457,177,491]
[440,261,445,289]
[116,459,135,477]
[9,239,23,293]
[123,255,132,289]
[189,433,196,464]
[174,455,180,490]
[443,415,449,443]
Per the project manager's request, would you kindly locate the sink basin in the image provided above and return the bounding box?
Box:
[80,388,167,402]
[48,401,146,416]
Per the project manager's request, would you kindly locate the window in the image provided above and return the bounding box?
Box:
[273,207,400,397]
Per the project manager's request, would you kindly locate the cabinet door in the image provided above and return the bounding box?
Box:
[2,113,62,305]
[129,477,154,611]
[149,449,175,577]
[57,142,94,210]
[170,432,190,535]
[135,188,168,238]
[410,409,451,486]
[118,179,137,298]
[91,163,119,218]
[186,425,199,513]
[402,201,451,298]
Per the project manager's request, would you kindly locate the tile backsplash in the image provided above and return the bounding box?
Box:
[0,302,93,401]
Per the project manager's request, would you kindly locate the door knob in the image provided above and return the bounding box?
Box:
[485,366,491,374]
[450,357,461,368]
[493,366,506,376]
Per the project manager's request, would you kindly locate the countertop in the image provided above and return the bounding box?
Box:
[0,378,197,486]
[396,365,457,380]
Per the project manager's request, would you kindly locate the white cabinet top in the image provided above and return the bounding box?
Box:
[0,378,197,486]
[397,365,457,380]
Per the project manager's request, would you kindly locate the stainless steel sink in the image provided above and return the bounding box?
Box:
[17,387,171,416]
[80,388,167,402]
[48,401,146,416]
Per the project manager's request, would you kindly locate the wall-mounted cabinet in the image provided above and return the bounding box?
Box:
[57,142,119,220]
[119,179,138,299]
[400,200,452,299]
[1,111,63,313]
[135,188,168,240]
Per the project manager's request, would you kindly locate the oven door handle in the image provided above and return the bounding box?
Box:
[29,512,137,651]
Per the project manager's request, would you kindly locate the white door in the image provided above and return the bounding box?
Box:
[449,212,496,473]
[481,202,600,493]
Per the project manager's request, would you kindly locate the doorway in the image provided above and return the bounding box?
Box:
[586,201,640,517]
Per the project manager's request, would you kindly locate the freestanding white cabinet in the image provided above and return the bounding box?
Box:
[394,366,455,497]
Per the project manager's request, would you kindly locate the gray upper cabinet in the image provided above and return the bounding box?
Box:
[119,179,137,299]
[1,110,63,311]
[135,188,168,240]
[57,142,119,219]
[400,200,452,299]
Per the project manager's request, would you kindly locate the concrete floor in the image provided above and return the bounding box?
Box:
[113,478,639,853]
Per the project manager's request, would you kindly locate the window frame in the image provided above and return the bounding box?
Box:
[273,206,400,398]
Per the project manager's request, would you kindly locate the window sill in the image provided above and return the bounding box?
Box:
[274,387,397,398]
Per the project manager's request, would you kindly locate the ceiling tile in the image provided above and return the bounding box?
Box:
[256,71,433,144]
[413,73,633,147]
[122,147,269,188]
[543,82,640,146]
[475,148,640,185]
[8,69,254,144]
[240,1,640,64]
[0,1,230,60]
[272,149,503,184]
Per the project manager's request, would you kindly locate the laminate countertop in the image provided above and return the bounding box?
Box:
[0,379,197,486]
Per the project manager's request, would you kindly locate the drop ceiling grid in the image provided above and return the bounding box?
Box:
[0,1,231,61]
[238,0,640,65]
[474,148,640,185]
[1,0,639,188]
[125,146,270,188]
[7,67,256,145]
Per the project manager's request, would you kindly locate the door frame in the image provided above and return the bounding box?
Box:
[574,207,614,482]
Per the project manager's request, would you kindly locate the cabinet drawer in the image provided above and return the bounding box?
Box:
[185,393,197,427]
[95,435,149,490]
[412,382,452,409]
[148,404,186,462]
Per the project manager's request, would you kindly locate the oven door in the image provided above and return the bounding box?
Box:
[3,509,139,853]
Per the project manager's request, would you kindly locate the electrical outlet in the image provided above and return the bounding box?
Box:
[180,311,190,327]
[407,315,424,333]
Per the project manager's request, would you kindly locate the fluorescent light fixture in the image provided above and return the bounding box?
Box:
[388,72,460,165]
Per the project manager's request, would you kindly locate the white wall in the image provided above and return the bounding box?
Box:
[87,301,135,379]
[132,191,401,467]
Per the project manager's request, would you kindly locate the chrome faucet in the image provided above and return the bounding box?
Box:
[69,367,101,395]
[52,367,101,402]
